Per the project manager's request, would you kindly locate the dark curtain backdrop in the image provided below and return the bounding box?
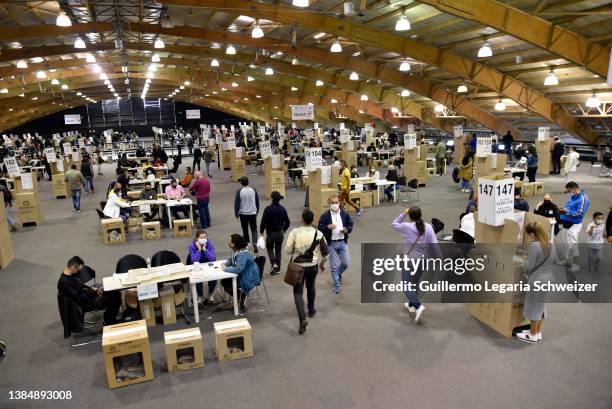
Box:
[7,98,244,137]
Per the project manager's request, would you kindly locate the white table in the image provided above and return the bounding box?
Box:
[375,180,397,204]
[188,261,239,322]
[165,198,194,228]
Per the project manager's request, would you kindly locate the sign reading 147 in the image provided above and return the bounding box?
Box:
[479,182,513,196]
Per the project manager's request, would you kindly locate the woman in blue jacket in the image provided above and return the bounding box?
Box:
[188,229,217,304]
[221,234,261,313]
[526,144,539,182]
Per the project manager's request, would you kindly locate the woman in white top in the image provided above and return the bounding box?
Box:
[367,167,380,180]
[103,182,130,223]
[563,147,580,183]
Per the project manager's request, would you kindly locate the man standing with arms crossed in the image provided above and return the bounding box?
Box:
[318,195,354,294]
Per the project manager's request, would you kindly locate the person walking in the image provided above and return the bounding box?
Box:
[526,144,538,182]
[459,151,474,192]
[189,171,211,229]
[203,146,214,178]
[391,206,442,323]
[434,138,446,176]
[234,176,260,252]
[516,222,557,343]
[551,136,564,174]
[64,164,85,213]
[558,181,590,272]
[502,131,513,162]
[318,195,353,294]
[285,209,329,334]
[259,191,290,275]
[94,148,103,175]
[339,160,364,215]
[563,147,580,183]
[192,146,202,171]
[80,156,95,195]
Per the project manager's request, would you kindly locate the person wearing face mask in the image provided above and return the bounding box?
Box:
[189,230,217,304]
[534,193,560,236]
[585,212,606,272]
[515,223,557,343]
[140,181,159,222]
[558,182,590,272]
[318,195,353,294]
[103,182,131,224]
[367,166,380,180]
[165,178,187,220]
[220,234,261,314]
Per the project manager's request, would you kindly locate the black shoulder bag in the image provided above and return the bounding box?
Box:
[284,230,320,286]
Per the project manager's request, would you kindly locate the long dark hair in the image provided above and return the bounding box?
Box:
[408,207,425,235]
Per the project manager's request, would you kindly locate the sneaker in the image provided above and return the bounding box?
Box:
[356,208,365,216]
[414,305,426,323]
[197,296,203,305]
[308,310,316,318]
[403,302,416,313]
[9,226,17,232]
[332,286,341,295]
[298,320,308,335]
[516,332,540,343]
[208,295,216,304]
[76,210,80,213]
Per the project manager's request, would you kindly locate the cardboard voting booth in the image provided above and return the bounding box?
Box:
[214,318,254,362]
[230,149,247,182]
[102,320,154,389]
[477,175,515,226]
[308,167,339,221]
[164,328,204,373]
[403,148,418,181]
[453,135,466,164]
[536,139,553,175]
[264,155,286,198]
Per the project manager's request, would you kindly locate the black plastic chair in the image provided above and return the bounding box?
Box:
[95,209,109,233]
[115,254,147,275]
[151,250,181,267]
[99,201,107,211]
[452,228,475,257]
[431,218,445,234]
[57,293,102,346]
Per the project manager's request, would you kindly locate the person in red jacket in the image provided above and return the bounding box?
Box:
[189,171,211,229]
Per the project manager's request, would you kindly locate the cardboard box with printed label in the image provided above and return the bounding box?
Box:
[52,173,69,198]
[153,293,177,325]
[102,218,126,245]
[220,150,232,170]
[15,192,43,226]
[102,320,154,389]
[164,328,204,373]
[536,139,552,175]
[477,175,515,226]
[173,219,192,238]
[214,318,253,362]
[231,160,247,182]
[265,170,286,198]
[139,300,156,326]
[521,182,535,197]
[127,216,144,233]
[14,174,39,195]
[141,222,161,240]
[453,135,466,164]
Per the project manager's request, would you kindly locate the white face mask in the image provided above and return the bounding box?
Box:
[198,238,207,246]
[595,220,604,225]
[330,203,340,212]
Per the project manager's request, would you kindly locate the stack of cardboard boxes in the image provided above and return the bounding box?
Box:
[14,174,43,227]
[219,148,232,171]
[0,196,14,269]
[416,161,428,186]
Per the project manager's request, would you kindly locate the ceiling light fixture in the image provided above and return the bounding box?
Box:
[457,84,468,93]
[331,98,338,103]
[391,107,399,113]
[36,71,47,79]
[544,71,559,86]
[494,99,506,111]
[152,54,160,63]
[401,89,410,97]
[154,38,165,49]
[349,71,359,80]
[399,60,411,72]
[315,80,324,86]
[74,37,86,49]
[184,81,190,86]
[330,40,342,53]
[51,79,59,85]
[85,54,96,63]
[252,25,264,39]
[56,13,72,27]
[61,84,68,90]
[434,104,444,113]
[16,60,28,69]
[477,42,493,58]
[292,0,309,7]
[211,58,219,67]
[291,86,298,91]
[247,76,255,81]
[292,57,299,65]
[395,16,411,31]
[0,88,7,94]
[360,94,368,101]
[265,67,274,75]
[586,93,601,108]
[226,44,236,55]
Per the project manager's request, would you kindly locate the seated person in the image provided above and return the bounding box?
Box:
[384,165,398,201]
[514,189,529,212]
[366,142,377,152]
[136,146,146,158]
[57,256,121,325]
[165,179,187,219]
[140,182,159,221]
[512,155,527,180]
[288,158,301,184]
[180,167,194,188]
[189,229,217,304]
[103,182,131,224]
[350,165,359,178]
[367,166,380,180]
[534,193,560,235]
[220,234,260,313]
[459,205,476,239]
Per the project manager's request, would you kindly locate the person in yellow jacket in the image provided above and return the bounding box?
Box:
[339,160,364,216]
[458,151,474,192]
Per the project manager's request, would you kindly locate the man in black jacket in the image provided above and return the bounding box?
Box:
[551,136,564,174]
[534,193,561,235]
[259,191,291,274]
[192,146,202,171]
[317,195,354,294]
[57,256,121,325]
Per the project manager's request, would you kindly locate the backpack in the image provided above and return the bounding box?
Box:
[452,167,460,183]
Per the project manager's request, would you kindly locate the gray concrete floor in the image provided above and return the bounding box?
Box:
[0,160,611,409]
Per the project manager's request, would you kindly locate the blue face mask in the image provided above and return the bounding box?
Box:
[198,238,207,246]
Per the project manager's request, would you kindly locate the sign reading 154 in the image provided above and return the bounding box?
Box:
[479,182,513,196]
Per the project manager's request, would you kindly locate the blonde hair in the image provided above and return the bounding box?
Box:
[525,222,550,252]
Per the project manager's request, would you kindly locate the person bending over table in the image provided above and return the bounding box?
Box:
[103,182,131,225]
[140,182,159,222]
[165,178,188,219]
[189,229,217,304]
[220,234,260,314]
[57,256,122,325]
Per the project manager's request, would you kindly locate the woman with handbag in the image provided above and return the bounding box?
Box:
[284,209,329,335]
[391,207,442,323]
[516,222,557,343]
[220,234,261,314]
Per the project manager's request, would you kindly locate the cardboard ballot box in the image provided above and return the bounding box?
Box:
[101,218,126,245]
[102,320,154,389]
[173,219,192,238]
[214,318,253,362]
[477,175,514,226]
[141,221,161,240]
[164,328,204,373]
[15,192,43,226]
[52,173,68,198]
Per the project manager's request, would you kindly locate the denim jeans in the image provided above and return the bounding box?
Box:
[84,176,94,193]
[205,161,212,177]
[505,147,512,162]
[196,280,218,297]
[385,184,395,200]
[329,240,349,290]
[588,246,602,270]
[70,189,81,211]
[460,178,470,190]
[402,263,423,309]
[5,210,15,227]
[197,198,211,228]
